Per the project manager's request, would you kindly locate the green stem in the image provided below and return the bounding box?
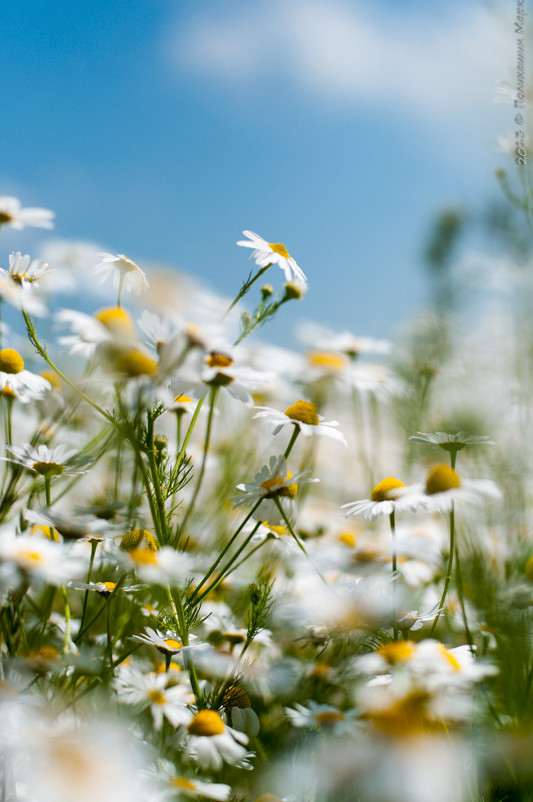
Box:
[61,585,71,655]
[221,264,272,322]
[273,497,329,586]
[165,585,202,704]
[390,511,398,641]
[179,386,218,532]
[284,426,300,459]
[194,521,263,603]
[429,502,455,636]
[79,540,99,637]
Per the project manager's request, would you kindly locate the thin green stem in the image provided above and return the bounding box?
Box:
[429,502,455,636]
[194,521,263,603]
[61,585,71,655]
[79,540,99,637]
[284,426,300,459]
[273,497,329,586]
[390,511,398,641]
[180,386,218,532]
[221,264,272,322]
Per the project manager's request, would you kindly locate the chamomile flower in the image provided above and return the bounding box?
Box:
[184,709,251,770]
[114,668,192,730]
[417,464,502,513]
[237,230,307,285]
[0,531,85,586]
[131,627,206,656]
[3,443,91,479]
[57,306,136,357]
[0,275,46,315]
[0,196,54,230]
[285,701,358,735]
[0,349,51,402]
[253,400,347,445]
[341,477,418,521]
[92,252,149,299]
[409,431,495,453]
[154,763,232,801]
[1,251,53,288]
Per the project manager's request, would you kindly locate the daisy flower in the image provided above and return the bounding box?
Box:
[92,252,149,301]
[3,443,91,479]
[0,251,53,289]
[114,668,192,730]
[0,349,51,402]
[0,196,54,230]
[152,760,232,800]
[184,709,250,770]
[285,701,358,735]
[57,306,136,358]
[0,531,86,586]
[409,431,495,454]
[0,275,46,316]
[237,230,307,285]
[131,627,206,656]
[417,463,502,513]
[253,400,347,445]
[341,476,418,521]
[232,454,318,525]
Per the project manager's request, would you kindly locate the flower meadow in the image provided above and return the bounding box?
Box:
[0,181,533,802]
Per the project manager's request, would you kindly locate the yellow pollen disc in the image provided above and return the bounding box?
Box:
[148,689,167,705]
[164,639,183,651]
[223,685,251,710]
[130,547,157,565]
[31,461,65,477]
[116,348,157,377]
[264,522,287,536]
[315,710,345,727]
[2,386,17,400]
[337,531,356,548]
[261,476,284,493]
[156,661,181,673]
[223,631,246,645]
[120,529,158,552]
[172,778,197,791]
[28,645,58,662]
[18,549,43,565]
[284,400,319,425]
[31,523,60,542]
[377,641,416,664]
[308,350,348,371]
[438,643,461,671]
[268,242,290,259]
[99,581,116,592]
[206,352,233,368]
[0,348,24,375]
[94,306,134,337]
[188,710,225,736]
[40,370,61,391]
[174,394,192,404]
[277,480,298,499]
[425,464,461,495]
[371,477,405,502]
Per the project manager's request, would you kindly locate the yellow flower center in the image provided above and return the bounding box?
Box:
[371,477,405,502]
[337,531,356,548]
[438,643,461,671]
[0,349,24,375]
[223,631,247,646]
[174,394,192,404]
[148,689,167,705]
[315,710,345,727]
[130,548,158,565]
[308,351,348,371]
[377,641,416,664]
[261,476,284,493]
[188,710,225,736]
[268,242,290,259]
[264,522,287,536]
[120,529,158,552]
[31,523,60,542]
[206,352,233,368]
[172,778,197,791]
[223,685,251,710]
[164,639,183,651]
[284,400,319,425]
[94,306,134,337]
[0,212,13,225]
[95,581,116,597]
[31,461,65,477]
[116,348,157,377]
[425,464,461,495]
[40,370,61,391]
[2,386,16,400]
[18,549,43,565]
[261,473,297,499]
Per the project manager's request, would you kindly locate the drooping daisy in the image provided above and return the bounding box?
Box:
[184,709,251,770]
[253,400,347,445]
[92,252,149,301]
[409,431,495,455]
[0,196,54,230]
[417,463,502,513]
[237,230,307,285]
[152,760,232,801]
[2,443,91,479]
[0,252,53,288]
[0,349,51,402]
[341,477,418,521]
[131,627,206,656]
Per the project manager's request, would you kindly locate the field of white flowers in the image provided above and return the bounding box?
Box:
[0,175,533,802]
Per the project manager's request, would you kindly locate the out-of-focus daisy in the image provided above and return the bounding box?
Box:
[131,627,206,656]
[417,464,502,513]
[298,320,391,360]
[0,349,51,402]
[409,431,495,455]
[253,400,347,445]
[175,347,273,406]
[0,251,53,289]
[3,443,91,479]
[57,306,136,358]
[24,507,116,542]
[0,274,46,316]
[237,230,307,285]
[92,252,149,302]
[341,477,418,522]
[68,580,118,598]
[114,668,192,730]
[0,196,54,230]
[184,709,251,770]
[0,531,85,586]
[285,701,358,735]
[152,760,232,800]
[232,455,318,525]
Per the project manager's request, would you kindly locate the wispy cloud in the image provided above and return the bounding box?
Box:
[165,0,513,123]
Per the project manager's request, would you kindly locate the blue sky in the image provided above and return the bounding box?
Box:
[2,0,515,345]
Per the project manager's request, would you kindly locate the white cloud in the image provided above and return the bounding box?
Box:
[165,0,514,123]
